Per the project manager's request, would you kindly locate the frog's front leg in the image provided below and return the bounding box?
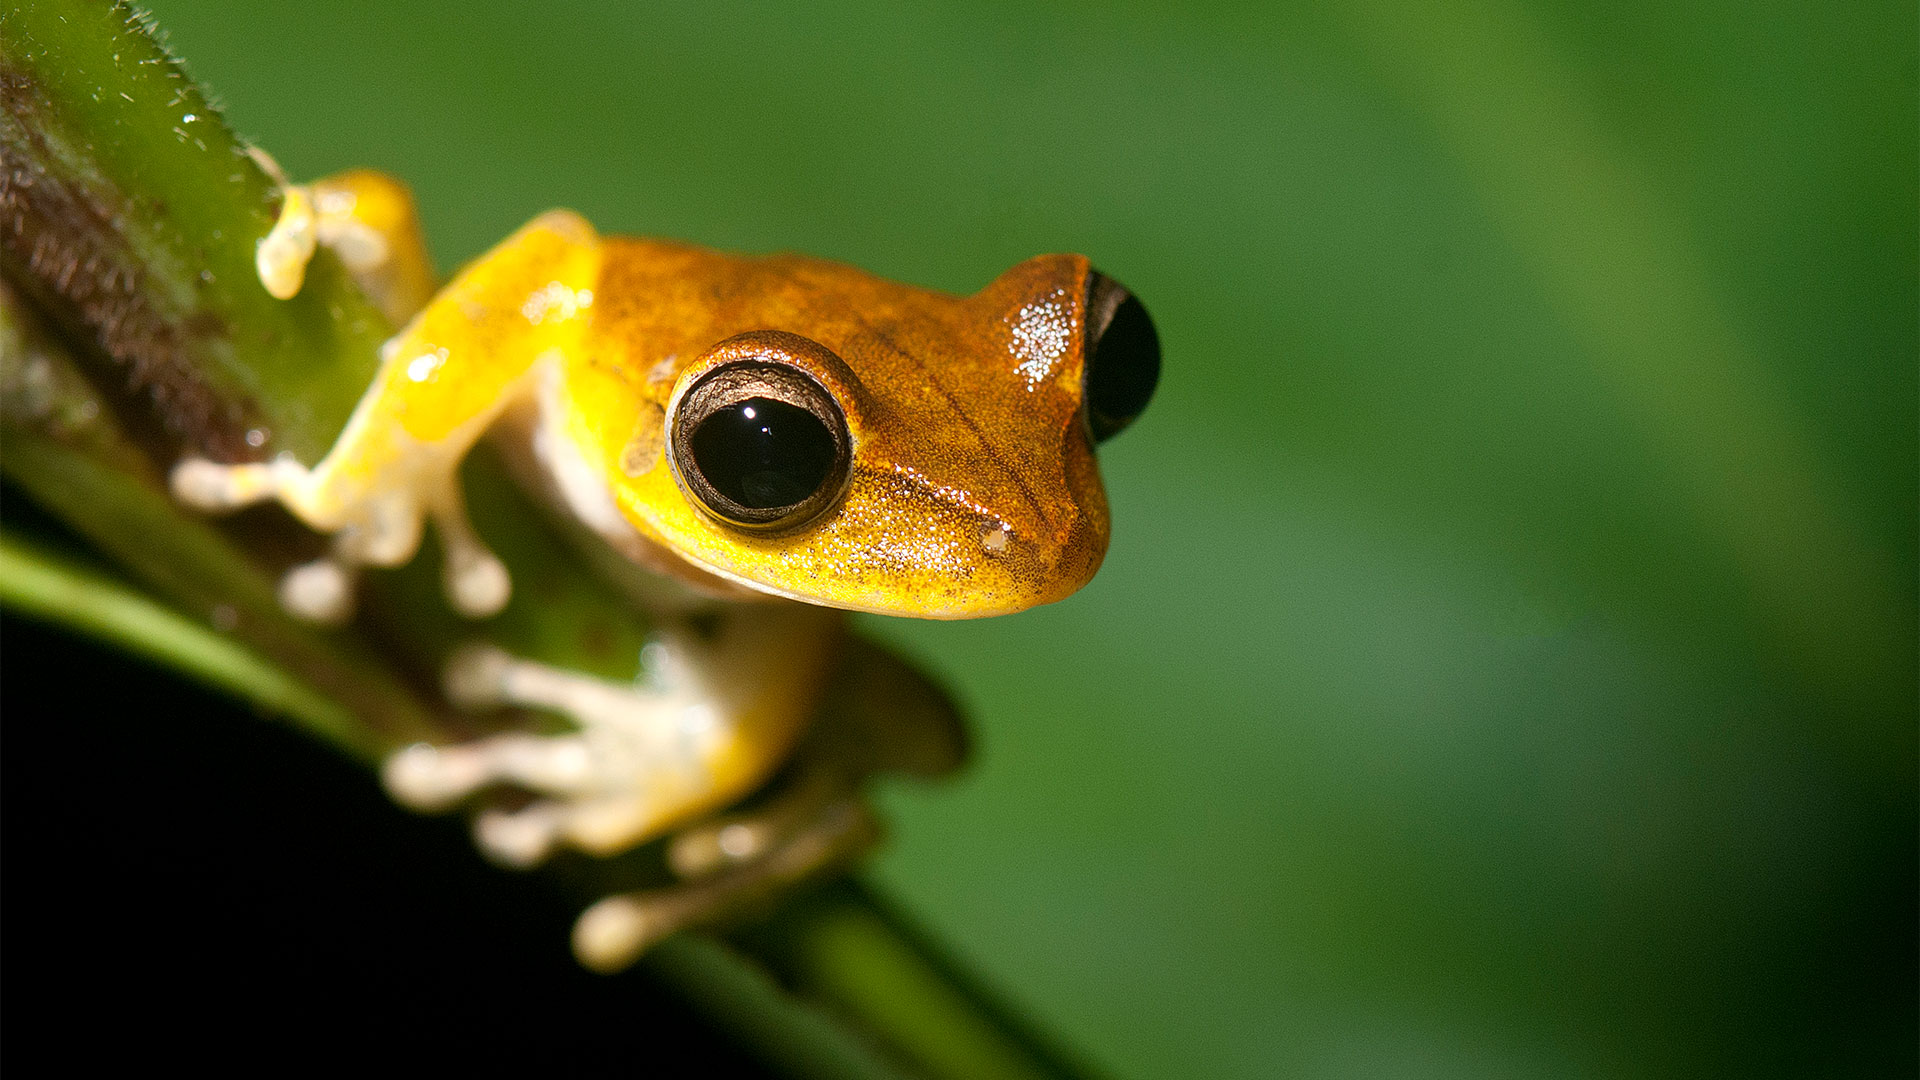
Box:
[172,210,601,622]
[384,602,843,867]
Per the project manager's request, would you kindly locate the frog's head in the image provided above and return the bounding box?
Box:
[608,250,1158,618]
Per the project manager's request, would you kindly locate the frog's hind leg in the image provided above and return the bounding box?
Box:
[384,639,721,868]
[664,761,847,880]
[660,639,961,881]
[385,606,838,868]
[573,796,881,973]
[566,636,969,971]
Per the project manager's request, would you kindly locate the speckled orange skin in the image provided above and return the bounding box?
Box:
[588,238,1110,617]
[374,211,1112,619]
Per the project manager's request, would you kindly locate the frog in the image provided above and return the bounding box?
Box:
[171,163,1159,971]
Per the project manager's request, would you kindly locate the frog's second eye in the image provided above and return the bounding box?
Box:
[1083,272,1161,443]
[669,360,851,531]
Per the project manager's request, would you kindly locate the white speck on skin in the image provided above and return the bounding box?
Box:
[1008,286,1075,391]
[521,281,593,325]
[890,461,1004,524]
[406,347,448,383]
[316,188,356,216]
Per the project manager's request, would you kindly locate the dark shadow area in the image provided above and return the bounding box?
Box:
[1,615,774,1076]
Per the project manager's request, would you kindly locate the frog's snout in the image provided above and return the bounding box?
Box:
[978,255,1161,443]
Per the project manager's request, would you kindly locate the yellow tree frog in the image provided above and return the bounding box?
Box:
[172,166,1159,970]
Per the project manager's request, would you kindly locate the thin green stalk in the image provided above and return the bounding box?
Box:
[746,880,1103,1080]
[0,530,364,750]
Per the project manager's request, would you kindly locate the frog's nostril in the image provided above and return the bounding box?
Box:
[1083,273,1160,443]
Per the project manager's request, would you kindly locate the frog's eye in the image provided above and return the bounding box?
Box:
[1083,272,1161,443]
[669,359,851,531]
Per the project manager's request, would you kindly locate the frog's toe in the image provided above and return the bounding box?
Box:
[383,740,490,811]
[256,182,318,300]
[170,455,310,511]
[441,642,515,708]
[444,542,510,617]
[668,819,771,879]
[471,784,656,867]
[572,894,656,974]
[666,764,843,879]
[561,795,661,857]
[427,479,512,618]
[169,457,243,507]
[384,731,585,811]
[278,556,356,624]
[475,801,567,868]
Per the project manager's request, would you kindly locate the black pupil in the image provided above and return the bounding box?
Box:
[688,396,836,511]
[1086,293,1161,443]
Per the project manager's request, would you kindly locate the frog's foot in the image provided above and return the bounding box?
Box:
[170,455,507,623]
[573,797,881,973]
[385,638,732,868]
[248,151,436,323]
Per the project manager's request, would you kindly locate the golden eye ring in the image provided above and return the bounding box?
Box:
[668,357,852,532]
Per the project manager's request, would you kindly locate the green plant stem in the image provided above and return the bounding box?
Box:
[747,880,1100,1080]
[0,274,442,755]
[0,0,383,460]
[0,530,360,746]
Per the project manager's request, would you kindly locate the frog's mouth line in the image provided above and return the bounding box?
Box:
[661,534,1086,621]
[676,553,1031,621]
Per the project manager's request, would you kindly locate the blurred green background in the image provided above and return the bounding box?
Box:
[136,1,1915,1076]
